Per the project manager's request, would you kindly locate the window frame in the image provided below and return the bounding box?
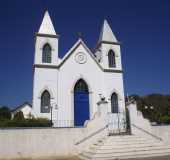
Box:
[108,49,116,68]
[42,43,52,63]
[111,92,119,113]
[41,90,51,113]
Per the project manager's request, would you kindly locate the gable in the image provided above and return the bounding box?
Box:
[58,39,103,71]
[11,102,32,114]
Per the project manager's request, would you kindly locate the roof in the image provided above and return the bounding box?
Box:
[11,102,32,113]
[98,19,118,43]
[38,11,57,35]
[58,38,103,70]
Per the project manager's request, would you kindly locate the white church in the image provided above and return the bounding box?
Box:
[2,11,170,160]
[32,11,126,128]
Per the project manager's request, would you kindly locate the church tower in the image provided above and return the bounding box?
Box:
[95,20,122,71]
[34,11,59,65]
[33,11,59,120]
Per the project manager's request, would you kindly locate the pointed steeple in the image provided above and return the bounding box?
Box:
[98,19,118,43]
[38,11,56,35]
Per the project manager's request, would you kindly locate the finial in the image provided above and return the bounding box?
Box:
[77,32,83,38]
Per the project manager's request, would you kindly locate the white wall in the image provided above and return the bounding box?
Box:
[127,102,152,135]
[0,128,83,160]
[33,40,126,128]
[100,43,122,70]
[127,102,170,144]
[151,125,170,144]
[34,36,58,65]
[0,107,109,160]
[33,67,59,120]
[11,104,32,119]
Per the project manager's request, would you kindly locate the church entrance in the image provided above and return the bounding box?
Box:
[74,79,89,127]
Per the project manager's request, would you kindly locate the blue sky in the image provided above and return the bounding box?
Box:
[0,0,170,107]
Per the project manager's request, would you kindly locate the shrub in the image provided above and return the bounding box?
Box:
[0,106,11,120]
[13,111,25,121]
[0,117,51,127]
[159,115,170,124]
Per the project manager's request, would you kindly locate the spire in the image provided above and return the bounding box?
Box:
[38,11,56,35]
[98,19,118,43]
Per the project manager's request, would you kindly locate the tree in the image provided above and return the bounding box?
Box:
[129,94,170,124]
[13,111,25,121]
[0,106,11,120]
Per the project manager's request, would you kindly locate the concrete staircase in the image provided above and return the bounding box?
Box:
[78,134,170,160]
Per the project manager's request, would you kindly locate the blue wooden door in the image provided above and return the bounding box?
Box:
[74,91,89,126]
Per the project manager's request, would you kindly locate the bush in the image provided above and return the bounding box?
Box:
[0,118,51,127]
[0,106,11,120]
[13,111,25,121]
[130,94,170,124]
[159,115,170,124]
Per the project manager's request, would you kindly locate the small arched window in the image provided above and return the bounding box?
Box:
[41,90,51,113]
[111,93,118,113]
[42,44,52,63]
[108,50,116,68]
[74,79,88,93]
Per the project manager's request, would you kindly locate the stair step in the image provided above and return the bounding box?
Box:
[78,153,91,160]
[95,145,170,154]
[106,137,155,142]
[92,151,170,160]
[97,142,163,150]
[94,141,161,147]
[105,140,158,145]
[78,135,170,160]
[92,147,170,158]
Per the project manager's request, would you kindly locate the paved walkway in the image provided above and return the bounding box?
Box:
[52,155,170,160]
[129,155,170,160]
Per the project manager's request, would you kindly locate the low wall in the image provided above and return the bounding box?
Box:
[0,104,108,160]
[127,101,170,144]
[0,128,83,159]
[127,102,152,137]
[151,125,170,144]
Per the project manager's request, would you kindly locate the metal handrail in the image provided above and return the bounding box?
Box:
[75,124,108,145]
[132,124,162,141]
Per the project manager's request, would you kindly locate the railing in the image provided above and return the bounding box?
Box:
[132,124,162,141]
[107,110,131,135]
[52,120,74,127]
[75,124,108,145]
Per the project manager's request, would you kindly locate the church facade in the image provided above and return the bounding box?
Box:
[32,11,126,128]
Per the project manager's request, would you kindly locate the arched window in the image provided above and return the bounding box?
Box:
[41,90,51,113]
[108,50,116,68]
[74,79,88,92]
[111,93,118,113]
[42,44,52,63]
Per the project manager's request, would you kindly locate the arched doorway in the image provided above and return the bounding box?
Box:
[74,79,89,126]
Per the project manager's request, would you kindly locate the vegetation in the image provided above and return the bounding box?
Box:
[13,111,25,121]
[0,118,51,127]
[129,94,170,124]
[0,106,11,120]
[0,107,51,127]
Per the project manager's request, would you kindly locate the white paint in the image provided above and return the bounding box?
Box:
[151,125,170,145]
[11,103,32,119]
[33,12,125,128]
[127,101,170,145]
[98,19,118,43]
[38,11,56,35]
[0,107,109,160]
[127,102,152,135]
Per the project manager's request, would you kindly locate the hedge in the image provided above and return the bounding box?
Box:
[0,118,51,127]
